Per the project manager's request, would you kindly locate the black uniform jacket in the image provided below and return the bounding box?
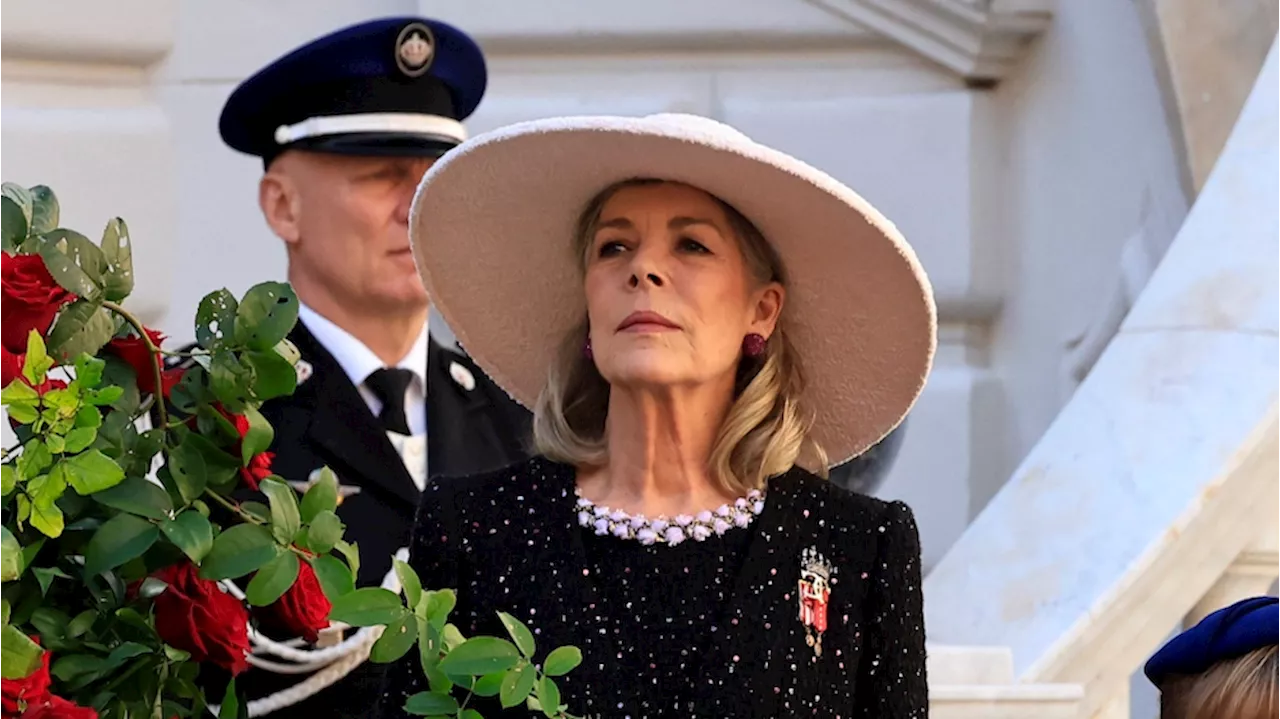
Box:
[176,322,533,718]
[378,456,929,718]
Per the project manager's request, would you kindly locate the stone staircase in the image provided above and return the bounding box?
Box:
[920,36,1279,719]
[929,646,1083,718]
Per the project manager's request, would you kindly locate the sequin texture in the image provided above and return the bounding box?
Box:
[377,456,927,718]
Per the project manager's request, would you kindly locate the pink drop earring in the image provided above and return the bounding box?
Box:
[743,333,767,358]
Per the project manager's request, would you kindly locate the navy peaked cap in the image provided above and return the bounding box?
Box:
[1144,595,1278,684]
[219,16,487,164]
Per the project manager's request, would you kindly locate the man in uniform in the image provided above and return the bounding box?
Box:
[176,16,532,717]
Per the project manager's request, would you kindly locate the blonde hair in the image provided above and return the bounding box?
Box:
[532,178,827,495]
[1158,645,1278,719]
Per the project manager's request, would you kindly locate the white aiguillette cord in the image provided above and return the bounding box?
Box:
[207,549,407,717]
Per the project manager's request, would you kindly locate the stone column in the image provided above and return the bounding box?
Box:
[1,0,179,325]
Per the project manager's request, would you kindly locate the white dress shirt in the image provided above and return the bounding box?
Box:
[297,304,429,489]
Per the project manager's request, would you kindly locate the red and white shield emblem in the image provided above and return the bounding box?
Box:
[798,546,833,657]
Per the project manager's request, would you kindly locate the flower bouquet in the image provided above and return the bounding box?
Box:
[0,183,580,718]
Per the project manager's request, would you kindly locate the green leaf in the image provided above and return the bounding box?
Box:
[327,587,405,627]
[235,282,299,351]
[100,355,140,415]
[83,513,159,576]
[99,218,133,302]
[46,433,66,454]
[2,379,39,404]
[260,477,302,545]
[1,527,21,582]
[22,330,52,386]
[311,554,354,601]
[402,691,458,716]
[195,289,238,350]
[2,599,10,626]
[417,616,451,693]
[66,610,95,638]
[46,299,115,364]
[418,589,457,631]
[442,623,466,651]
[137,576,168,598]
[299,467,339,523]
[0,465,14,496]
[438,637,520,676]
[305,510,343,554]
[498,612,536,658]
[460,710,484,719]
[245,550,299,606]
[73,353,106,389]
[30,607,71,639]
[63,427,97,454]
[394,559,423,611]
[543,645,582,677]
[29,501,64,538]
[500,662,537,708]
[27,468,67,508]
[91,476,173,520]
[74,405,102,429]
[17,439,52,479]
[473,671,506,698]
[61,449,125,494]
[168,432,239,504]
[50,653,106,682]
[219,677,239,719]
[333,539,360,576]
[199,524,279,580]
[240,405,273,463]
[1,625,44,679]
[536,676,561,718]
[28,185,59,234]
[160,510,214,563]
[208,351,252,410]
[31,566,71,595]
[38,229,106,298]
[2,183,33,228]
[1,195,27,252]
[244,349,296,401]
[4,400,38,425]
[369,611,417,663]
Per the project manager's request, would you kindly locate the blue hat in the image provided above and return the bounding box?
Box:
[1144,596,1278,684]
[219,17,487,165]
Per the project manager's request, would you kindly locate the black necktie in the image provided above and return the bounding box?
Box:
[365,368,415,436]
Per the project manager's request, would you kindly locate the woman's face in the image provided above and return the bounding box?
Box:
[583,182,784,392]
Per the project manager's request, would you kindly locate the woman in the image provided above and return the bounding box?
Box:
[380,114,936,717]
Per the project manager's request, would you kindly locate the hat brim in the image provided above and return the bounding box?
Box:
[410,115,937,468]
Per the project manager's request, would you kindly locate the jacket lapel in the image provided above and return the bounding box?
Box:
[291,324,421,506]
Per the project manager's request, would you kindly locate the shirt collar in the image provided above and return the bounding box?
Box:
[297,303,428,389]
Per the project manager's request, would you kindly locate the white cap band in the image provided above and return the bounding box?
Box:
[273,112,467,146]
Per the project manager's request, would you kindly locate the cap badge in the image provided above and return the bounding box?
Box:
[395,22,436,77]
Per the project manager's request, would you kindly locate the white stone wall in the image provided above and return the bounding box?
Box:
[3,1,1188,581]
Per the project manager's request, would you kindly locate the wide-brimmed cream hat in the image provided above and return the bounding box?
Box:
[410,113,936,467]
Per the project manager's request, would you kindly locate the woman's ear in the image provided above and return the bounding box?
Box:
[751,282,785,339]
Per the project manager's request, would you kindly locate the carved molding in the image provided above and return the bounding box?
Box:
[805,0,1054,83]
[0,0,176,67]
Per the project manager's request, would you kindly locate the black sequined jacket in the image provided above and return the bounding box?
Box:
[378,456,927,718]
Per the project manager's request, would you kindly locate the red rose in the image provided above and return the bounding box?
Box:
[22,695,98,719]
[1,254,73,354]
[106,328,168,395]
[224,410,274,491]
[1,640,51,717]
[256,560,332,643]
[151,561,251,675]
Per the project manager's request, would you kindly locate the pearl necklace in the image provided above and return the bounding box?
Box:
[575,489,765,545]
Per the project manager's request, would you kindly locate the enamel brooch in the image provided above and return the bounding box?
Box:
[798,546,834,657]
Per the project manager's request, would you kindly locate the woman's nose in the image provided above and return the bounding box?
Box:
[627,271,664,288]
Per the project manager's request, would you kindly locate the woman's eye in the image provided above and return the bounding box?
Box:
[597,240,627,257]
[678,237,711,254]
